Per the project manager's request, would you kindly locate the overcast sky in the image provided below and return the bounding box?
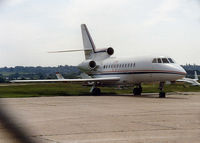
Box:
[0,0,200,67]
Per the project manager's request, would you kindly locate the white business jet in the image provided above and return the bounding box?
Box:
[11,24,186,98]
[177,71,200,86]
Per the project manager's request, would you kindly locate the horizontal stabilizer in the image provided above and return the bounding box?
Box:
[48,49,91,53]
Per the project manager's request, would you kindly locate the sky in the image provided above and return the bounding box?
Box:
[0,0,200,67]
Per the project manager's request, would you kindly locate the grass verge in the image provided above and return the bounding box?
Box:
[0,83,200,98]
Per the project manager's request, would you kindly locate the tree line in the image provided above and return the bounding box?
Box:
[0,65,80,83]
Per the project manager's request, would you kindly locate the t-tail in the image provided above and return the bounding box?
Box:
[78,24,115,72]
[81,24,96,60]
[48,24,114,61]
[81,24,114,60]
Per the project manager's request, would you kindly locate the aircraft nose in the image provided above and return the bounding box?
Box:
[177,65,187,77]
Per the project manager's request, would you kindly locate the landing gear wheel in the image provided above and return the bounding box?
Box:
[92,88,101,96]
[159,82,166,98]
[133,87,142,96]
[159,91,166,98]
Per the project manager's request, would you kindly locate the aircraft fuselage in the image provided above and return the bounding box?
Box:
[79,56,186,85]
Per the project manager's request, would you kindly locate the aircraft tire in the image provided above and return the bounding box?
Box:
[133,88,142,95]
[159,92,166,98]
[92,88,101,96]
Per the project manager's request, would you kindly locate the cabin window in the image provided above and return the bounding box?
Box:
[162,58,169,63]
[157,58,162,63]
[152,58,157,63]
[168,58,174,63]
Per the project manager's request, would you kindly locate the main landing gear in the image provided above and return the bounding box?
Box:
[159,82,166,98]
[89,83,166,97]
[133,84,142,96]
[90,86,101,95]
[133,83,166,98]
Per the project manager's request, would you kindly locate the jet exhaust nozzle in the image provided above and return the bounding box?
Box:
[106,47,114,55]
[78,60,97,72]
[89,61,96,69]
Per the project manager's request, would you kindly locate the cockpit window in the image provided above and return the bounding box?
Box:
[157,58,162,63]
[162,58,169,63]
[152,58,157,63]
[168,58,174,63]
[153,57,175,64]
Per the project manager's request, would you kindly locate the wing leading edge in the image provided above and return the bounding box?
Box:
[10,77,120,83]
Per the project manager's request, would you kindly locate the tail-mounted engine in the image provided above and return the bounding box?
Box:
[106,47,114,56]
[95,47,114,56]
[78,60,97,72]
[88,61,96,69]
[78,47,114,72]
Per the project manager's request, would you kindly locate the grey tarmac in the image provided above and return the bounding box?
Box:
[0,93,200,143]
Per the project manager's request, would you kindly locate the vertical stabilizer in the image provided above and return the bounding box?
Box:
[194,71,198,80]
[81,24,96,59]
[56,72,64,80]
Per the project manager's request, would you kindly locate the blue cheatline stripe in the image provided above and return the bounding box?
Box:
[93,72,185,76]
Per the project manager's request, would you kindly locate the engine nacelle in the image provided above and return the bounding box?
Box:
[106,47,114,56]
[94,47,114,56]
[89,60,96,69]
[78,60,97,72]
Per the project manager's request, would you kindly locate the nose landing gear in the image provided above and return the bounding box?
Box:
[159,82,166,98]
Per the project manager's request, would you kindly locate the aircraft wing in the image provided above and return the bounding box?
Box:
[176,78,200,86]
[10,77,120,83]
[176,78,191,83]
